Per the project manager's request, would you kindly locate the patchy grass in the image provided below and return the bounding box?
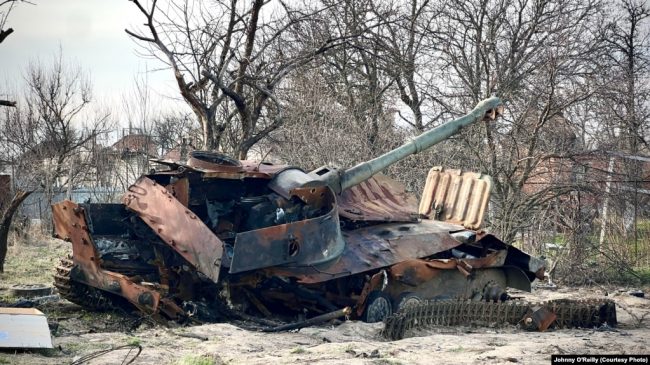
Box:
[448,346,465,353]
[290,347,308,354]
[0,235,70,288]
[126,336,142,347]
[176,355,216,365]
[372,360,403,365]
[64,342,110,356]
[36,348,61,358]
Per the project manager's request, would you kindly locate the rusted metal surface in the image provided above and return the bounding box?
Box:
[52,201,102,271]
[523,305,557,331]
[338,174,419,222]
[387,250,508,287]
[166,177,189,206]
[419,167,492,230]
[122,177,224,283]
[268,168,320,200]
[0,308,52,349]
[265,219,465,284]
[187,151,286,179]
[354,271,386,316]
[152,156,286,180]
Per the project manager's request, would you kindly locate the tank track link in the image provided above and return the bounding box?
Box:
[382,298,617,340]
[53,255,116,311]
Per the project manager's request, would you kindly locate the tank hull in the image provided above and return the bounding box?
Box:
[52,160,544,323]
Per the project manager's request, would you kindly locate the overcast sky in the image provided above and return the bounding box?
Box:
[1,0,185,124]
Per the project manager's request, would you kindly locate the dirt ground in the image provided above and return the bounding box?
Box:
[1,285,648,364]
[1,241,649,364]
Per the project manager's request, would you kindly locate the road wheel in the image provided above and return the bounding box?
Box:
[362,291,393,323]
[9,284,52,298]
[393,292,423,312]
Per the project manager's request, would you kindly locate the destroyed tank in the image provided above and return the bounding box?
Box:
[52,97,547,324]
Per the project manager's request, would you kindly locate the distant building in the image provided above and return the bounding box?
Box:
[109,132,158,190]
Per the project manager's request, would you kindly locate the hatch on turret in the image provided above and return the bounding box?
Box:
[418,167,492,230]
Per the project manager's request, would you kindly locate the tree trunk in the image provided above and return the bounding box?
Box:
[199,113,218,151]
[0,190,33,272]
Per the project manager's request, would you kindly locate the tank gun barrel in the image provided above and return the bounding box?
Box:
[269,97,502,198]
[338,97,502,192]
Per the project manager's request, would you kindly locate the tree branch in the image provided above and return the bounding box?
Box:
[0,27,13,43]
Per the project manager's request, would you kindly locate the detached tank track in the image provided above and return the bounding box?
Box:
[382,298,617,340]
[53,255,116,311]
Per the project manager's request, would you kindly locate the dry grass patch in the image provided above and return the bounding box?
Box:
[0,234,70,288]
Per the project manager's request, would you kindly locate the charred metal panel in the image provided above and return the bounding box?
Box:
[265,219,465,283]
[338,174,419,222]
[187,174,246,203]
[52,200,166,315]
[230,186,345,274]
[476,233,546,280]
[122,177,224,283]
[82,203,131,236]
[504,267,532,292]
[419,167,492,229]
[154,153,287,180]
[387,251,508,287]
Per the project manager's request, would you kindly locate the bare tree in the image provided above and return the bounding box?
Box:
[314,0,397,154]
[153,111,200,156]
[371,0,451,132]
[272,65,401,169]
[603,0,650,152]
[427,0,607,243]
[0,0,34,107]
[125,0,357,158]
[0,53,111,271]
[592,0,650,272]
